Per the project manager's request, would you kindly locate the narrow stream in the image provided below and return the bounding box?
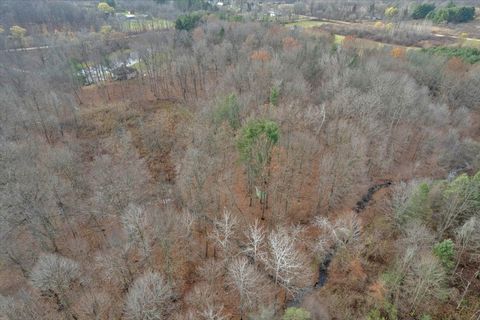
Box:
[288,180,392,307]
[314,250,336,289]
[353,180,392,213]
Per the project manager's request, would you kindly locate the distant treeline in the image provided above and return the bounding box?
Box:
[308,0,476,23]
[0,0,105,32]
[412,3,475,23]
[426,4,475,23]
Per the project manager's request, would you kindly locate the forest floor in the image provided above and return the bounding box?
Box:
[78,82,179,182]
[74,75,480,319]
[53,17,480,313]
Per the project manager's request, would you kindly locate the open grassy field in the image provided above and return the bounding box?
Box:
[285,20,327,28]
[287,16,480,53]
[464,38,480,48]
[120,18,173,32]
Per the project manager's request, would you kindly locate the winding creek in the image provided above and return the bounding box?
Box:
[288,180,393,307]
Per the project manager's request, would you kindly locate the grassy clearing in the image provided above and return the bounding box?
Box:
[131,51,169,71]
[334,34,345,44]
[285,20,327,28]
[120,18,173,32]
[463,38,480,48]
[286,19,420,50]
[130,61,145,72]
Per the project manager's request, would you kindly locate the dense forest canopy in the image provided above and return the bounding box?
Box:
[0,0,479,319]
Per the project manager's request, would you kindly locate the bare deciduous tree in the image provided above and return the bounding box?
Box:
[438,175,479,238]
[177,146,216,213]
[198,259,225,286]
[186,282,227,320]
[0,291,44,320]
[30,253,80,319]
[199,304,228,320]
[124,271,173,320]
[91,132,150,216]
[263,228,310,293]
[243,219,266,263]
[455,216,480,270]
[122,204,151,259]
[405,253,448,313]
[227,257,264,318]
[77,290,115,320]
[315,212,361,247]
[211,209,238,259]
[95,246,134,292]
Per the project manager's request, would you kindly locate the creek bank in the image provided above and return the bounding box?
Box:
[288,180,392,307]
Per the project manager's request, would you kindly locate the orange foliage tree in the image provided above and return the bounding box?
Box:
[282,36,300,51]
[391,47,406,59]
[250,49,272,62]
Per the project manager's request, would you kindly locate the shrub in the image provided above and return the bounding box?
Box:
[385,7,399,18]
[175,13,201,31]
[100,25,112,34]
[9,25,26,38]
[69,58,87,85]
[455,6,475,23]
[366,302,398,320]
[269,86,280,106]
[394,182,431,225]
[97,2,114,14]
[427,5,475,23]
[366,308,384,320]
[443,172,480,217]
[421,47,480,64]
[406,254,449,310]
[213,94,242,130]
[433,239,455,271]
[411,4,435,19]
[431,172,480,237]
[283,307,311,320]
